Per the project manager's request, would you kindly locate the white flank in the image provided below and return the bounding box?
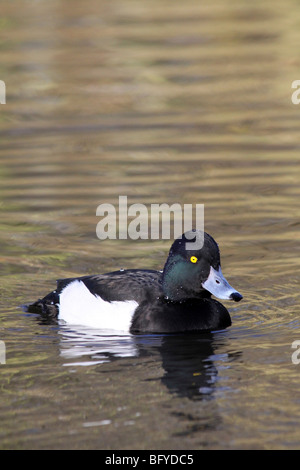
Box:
[58,280,138,332]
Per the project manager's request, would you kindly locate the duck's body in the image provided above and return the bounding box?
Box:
[26,231,242,334]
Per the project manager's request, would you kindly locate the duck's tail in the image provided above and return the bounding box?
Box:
[22,290,59,318]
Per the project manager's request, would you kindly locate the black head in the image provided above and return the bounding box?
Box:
[162,230,243,303]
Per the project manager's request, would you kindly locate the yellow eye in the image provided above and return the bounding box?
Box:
[190,256,198,263]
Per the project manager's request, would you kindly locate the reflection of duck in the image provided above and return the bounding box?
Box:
[157,334,242,401]
[158,334,218,400]
[59,325,140,366]
[58,325,240,402]
[26,230,243,334]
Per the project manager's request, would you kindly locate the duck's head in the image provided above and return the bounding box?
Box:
[162,230,243,303]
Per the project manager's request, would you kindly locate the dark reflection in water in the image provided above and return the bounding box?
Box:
[58,323,240,402]
[156,334,226,401]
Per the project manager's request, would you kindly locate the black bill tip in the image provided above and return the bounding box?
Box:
[230,292,243,302]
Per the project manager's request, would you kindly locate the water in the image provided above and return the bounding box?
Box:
[0,0,300,450]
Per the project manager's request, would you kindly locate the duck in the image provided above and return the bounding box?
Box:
[26,230,243,334]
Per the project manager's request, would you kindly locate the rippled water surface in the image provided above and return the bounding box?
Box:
[0,0,300,450]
